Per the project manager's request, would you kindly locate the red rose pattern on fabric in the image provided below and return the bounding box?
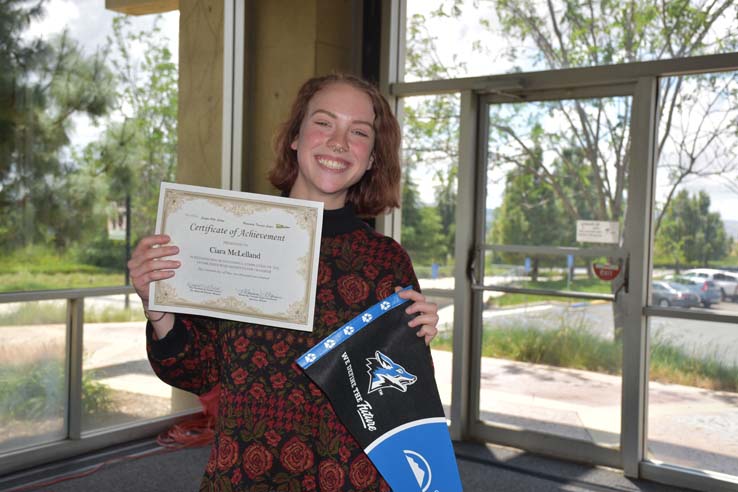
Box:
[349,454,377,488]
[280,436,315,473]
[242,443,273,479]
[147,226,419,491]
[337,273,370,305]
[216,435,239,470]
[319,459,345,492]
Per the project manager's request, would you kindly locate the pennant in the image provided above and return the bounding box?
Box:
[297,287,463,491]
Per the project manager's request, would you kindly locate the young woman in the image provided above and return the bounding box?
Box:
[128,73,439,491]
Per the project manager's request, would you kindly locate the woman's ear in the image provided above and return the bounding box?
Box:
[368,153,375,170]
[290,136,299,151]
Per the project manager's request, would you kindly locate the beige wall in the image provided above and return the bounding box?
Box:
[176,0,224,188]
[107,0,358,191]
[243,0,358,194]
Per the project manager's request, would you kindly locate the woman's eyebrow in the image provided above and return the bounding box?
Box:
[310,109,374,129]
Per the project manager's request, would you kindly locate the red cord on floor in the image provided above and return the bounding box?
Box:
[5,412,215,492]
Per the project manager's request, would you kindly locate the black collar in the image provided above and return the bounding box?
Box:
[322,204,369,237]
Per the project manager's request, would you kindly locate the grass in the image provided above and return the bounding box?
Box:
[487,277,613,308]
[432,320,738,393]
[0,344,114,423]
[0,302,145,326]
[0,246,124,293]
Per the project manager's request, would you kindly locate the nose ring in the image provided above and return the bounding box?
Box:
[328,141,347,153]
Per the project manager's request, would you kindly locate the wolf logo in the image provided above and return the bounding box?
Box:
[365,351,417,394]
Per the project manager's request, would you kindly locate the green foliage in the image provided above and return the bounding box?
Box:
[655,190,732,267]
[0,300,144,325]
[1,6,177,289]
[0,358,114,423]
[0,1,117,251]
[434,316,738,391]
[72,235,127,269]
[401,175,448,265]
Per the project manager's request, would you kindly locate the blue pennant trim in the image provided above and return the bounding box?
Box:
[296,286,413,370]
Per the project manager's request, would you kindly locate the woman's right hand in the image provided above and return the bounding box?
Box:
[127,234,181,304]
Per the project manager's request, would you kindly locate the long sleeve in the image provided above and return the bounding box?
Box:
[146,314,221,395]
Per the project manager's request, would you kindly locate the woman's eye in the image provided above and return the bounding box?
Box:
[314,120,330,127]
[352,129,369,138]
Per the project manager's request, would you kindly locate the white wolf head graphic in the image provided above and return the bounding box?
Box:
[366,351,417,394]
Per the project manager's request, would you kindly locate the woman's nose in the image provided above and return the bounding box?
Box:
[327,131,348,153]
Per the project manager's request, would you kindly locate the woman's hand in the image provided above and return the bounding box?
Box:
[396,287,439,346]
[128,234,181,303]
[127,235,180,337]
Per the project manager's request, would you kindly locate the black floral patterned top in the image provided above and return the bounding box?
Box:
[147,204,419,492]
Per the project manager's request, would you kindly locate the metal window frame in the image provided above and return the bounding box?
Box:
[0,287,200,476]
[383,2,738,490]
[221,0,245,191]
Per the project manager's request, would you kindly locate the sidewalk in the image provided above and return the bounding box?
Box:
[431,349,738,477]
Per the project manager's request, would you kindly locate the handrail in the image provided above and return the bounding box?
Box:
[0,286,135,303]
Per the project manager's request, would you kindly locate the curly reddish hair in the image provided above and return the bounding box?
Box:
[269,74,401,216]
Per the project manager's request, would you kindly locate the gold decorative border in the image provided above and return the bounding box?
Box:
[155,187,319,325]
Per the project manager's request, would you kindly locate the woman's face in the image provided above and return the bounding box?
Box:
[289,82,376,209]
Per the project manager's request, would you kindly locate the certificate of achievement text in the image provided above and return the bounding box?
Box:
[148,182,323,332]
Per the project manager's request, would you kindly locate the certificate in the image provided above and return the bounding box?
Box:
[148,182,323,332]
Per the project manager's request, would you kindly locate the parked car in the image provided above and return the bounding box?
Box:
[682,268,738,302]
[667,276,722,308]
[651,281,701,308]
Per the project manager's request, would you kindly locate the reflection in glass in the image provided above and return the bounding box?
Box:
[404,0,738,82]
[81,295,198,432]
[0,301,67,453]
[400,95,460,291]
[648,317,738,476]
[479,299,622,446]
[653,72,738,317]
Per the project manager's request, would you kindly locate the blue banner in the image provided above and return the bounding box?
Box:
[297,288,462,491]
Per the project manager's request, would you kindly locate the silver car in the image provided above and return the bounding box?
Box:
[668,276,722,308]
[651,281,700,308]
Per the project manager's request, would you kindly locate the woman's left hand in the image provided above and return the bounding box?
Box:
[396,287,439,346]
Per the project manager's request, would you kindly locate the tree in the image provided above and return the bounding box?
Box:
[401,173,448,266]
[0,0,116,249]
[491,127,565,281]
[656,190,731,267]
[401,8,464,272]
[486,0,738,234]
[79,15,177,249]
[409,0,738,338]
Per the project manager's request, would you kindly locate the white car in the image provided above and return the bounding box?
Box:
[682,268,738,302]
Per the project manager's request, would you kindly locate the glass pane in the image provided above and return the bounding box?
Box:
[652,71,738,316]
[486,97,631,249]
[0,301,67,453]
[483,250,621,296]
[81,295,198,432]
[400,95,460,291]
[0,4,179,293]
[648,317,738,475]
[427,295,454,419]
[479,298,621,446]
[404,0,738,82]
